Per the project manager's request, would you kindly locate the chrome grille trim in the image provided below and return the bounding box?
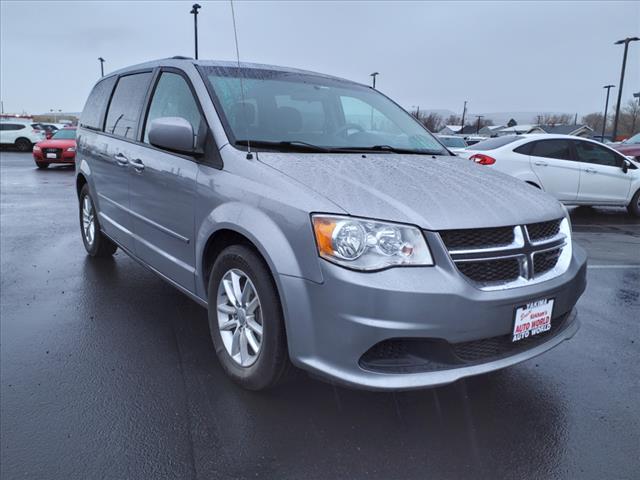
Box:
[440,218,571,291]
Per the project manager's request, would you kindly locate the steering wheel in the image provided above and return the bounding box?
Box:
[334,123,365,137]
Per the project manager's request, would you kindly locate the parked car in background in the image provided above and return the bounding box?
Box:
[437,134,467,153]
[32,127,76,168]
[32,123,60,139]
[464,135,487,146]
[459,134,640,216]
[0,120,46,151]
[612,132,640,160]
[75,58,586,391]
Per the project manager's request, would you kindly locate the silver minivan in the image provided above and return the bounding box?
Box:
[76,58,587,390]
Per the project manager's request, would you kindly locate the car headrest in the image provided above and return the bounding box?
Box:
[275,106,302,133]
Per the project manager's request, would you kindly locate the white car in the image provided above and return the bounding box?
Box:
[437,134,468,154]
[0,120,46,151]
[457,134,640,216]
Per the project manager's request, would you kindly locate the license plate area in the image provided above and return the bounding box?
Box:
[46,153,57,159]
[512,298,554,343]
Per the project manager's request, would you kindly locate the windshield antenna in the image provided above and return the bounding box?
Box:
[230,0,252,159]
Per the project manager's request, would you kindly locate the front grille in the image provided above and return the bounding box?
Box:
[359,312,571,373]
[440,226,514,250]
[43,148,62,159]
[527,219,561,242]
[533,248,561,275]
[439,218,568,290]
[456,258,520,283]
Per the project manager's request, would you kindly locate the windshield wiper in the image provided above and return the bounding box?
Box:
[367,145,446,155]
[235,140,330,153]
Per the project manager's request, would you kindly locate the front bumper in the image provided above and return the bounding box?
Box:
[279,243,587,391]
[33,150,76,163]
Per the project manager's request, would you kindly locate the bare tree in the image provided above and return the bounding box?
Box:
[534,113,573,126]
[582,112,605,132]
[445,114,462,125]
[619,99,640,136]
[417,112,444,132]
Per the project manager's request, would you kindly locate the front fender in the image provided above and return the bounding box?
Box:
[195,201,323,299]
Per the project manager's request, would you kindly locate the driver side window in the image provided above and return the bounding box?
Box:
[573,141,622,167]
[143,72,203,144]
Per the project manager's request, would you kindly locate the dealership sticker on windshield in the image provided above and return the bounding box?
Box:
[512,298,554,343]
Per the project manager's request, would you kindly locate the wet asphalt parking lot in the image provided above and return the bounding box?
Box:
[1,151,638,480]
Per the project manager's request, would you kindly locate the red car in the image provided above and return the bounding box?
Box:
[32,127,76,169]
[612,132,640,160]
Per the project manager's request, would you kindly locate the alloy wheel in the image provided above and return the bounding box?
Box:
[216,269,264,367]
[82,196,96,246]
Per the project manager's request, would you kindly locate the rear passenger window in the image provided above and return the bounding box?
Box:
[0,124,25,131]
[105,72,153,139]
[143,72,203,143]
[531,140,573,161]
[513,142,533,155]
[80,76,117,130]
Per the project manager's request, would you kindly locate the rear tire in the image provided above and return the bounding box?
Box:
[15,138,31,152]
[207,244,290,390]
[627,189,640,217]
[35,162,49,169]
[79,185,117,257]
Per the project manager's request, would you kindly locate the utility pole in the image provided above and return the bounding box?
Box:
[460,100,467,132]
[612,36,639,141]
[190,4,202,60]
[370,72,379,89]
[475,115,484,134]
[602,84,615,140]
[98,57,105,77]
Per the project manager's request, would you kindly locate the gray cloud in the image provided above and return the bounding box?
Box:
[1,0,638,118]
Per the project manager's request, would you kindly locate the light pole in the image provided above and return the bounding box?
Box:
[370,72,379,89]
[98,57,105,77]
[460,100,467,131]
[190,4,202,60]
[601,84,615,140]
[475,115,484,134]
[50,109,61,122]
[611,36,639,141]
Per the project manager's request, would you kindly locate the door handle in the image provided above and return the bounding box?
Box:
[584,168,597,174]
[534,161,548,167]
[114,153,129,167]
[129,158,145,172]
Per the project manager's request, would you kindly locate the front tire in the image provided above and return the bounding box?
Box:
[207,245,290,390]
[627,189,640,217]
[15,138,31,152]
[79,185,117,257]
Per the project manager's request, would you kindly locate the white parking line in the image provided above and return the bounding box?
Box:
[587,264,640,269]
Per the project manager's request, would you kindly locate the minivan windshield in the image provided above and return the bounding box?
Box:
[198,66,447,155]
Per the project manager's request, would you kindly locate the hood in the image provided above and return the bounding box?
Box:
[614,144,640,155]
[257,152,565,231]
[37,139,76,149]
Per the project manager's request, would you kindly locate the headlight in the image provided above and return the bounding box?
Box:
[312,214,433,270]
[66,147,76,152]
[33,145,41,151]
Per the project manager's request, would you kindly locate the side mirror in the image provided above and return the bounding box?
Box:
[622,158,630,173]
[148,117,197,155]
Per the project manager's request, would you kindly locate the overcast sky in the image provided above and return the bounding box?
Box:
[1,0,638,119]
